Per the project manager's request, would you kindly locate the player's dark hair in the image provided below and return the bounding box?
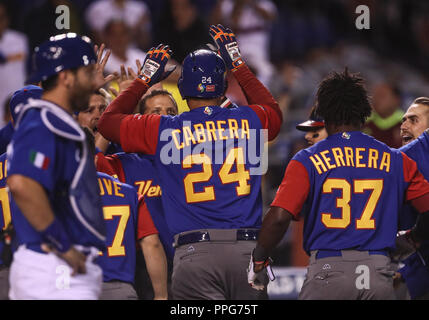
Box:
[139,90,178,114]
[40,74,59,92]
[412,97,429,107]
[315,68,371,127]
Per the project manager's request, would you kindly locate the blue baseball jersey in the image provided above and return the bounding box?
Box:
[272,131,429,254]
[120,105,267,235]
[95,172,158,284]
[97,152,174,259]
[7,102,105,251]
[0,153,10,265]
[398,130,429,298]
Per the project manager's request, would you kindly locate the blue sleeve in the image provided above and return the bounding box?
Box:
[7,115,57,192]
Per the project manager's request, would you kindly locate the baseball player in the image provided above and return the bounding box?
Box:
[395,97,429,299]
[96,172,167,300]
[248,69,429,300]
[296,109,327,146]
[96,88,178,299]
[6,34,111,299]
[0,85,43,300]
[98,24,282,299]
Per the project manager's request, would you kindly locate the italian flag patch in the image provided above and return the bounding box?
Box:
[29,150,50,170]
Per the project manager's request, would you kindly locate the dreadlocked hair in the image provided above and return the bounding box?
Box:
[314,68,371,127]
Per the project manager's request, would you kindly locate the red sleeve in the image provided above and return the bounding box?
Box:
[95,152,126,182]
[233,65,283,141]
[270,160,310,220]
[98,78,149,144]
[119,113,160,154]
[402,152,429,212]
[137,195,159,240]
[402,152,429,202]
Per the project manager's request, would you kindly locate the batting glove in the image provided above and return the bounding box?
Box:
[209,24,245,72]
[391,230,418,261]
[247,250,275,290]
[139,44,175,87]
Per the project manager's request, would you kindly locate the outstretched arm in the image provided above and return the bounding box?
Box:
[209,24,283,141]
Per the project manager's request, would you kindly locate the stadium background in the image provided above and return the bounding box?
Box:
[1,0,429,299]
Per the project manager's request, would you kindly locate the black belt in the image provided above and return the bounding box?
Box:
[175,229,259,247]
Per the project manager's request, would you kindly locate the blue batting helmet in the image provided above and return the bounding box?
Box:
[178,49,227,99]
[9,85,43,123]
[27,33,97,84]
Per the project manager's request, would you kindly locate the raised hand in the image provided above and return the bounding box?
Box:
[93,43,116,90]
[209,24,244,71]
[139,44,176,87]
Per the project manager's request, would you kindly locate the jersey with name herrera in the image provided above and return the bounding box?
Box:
[271,131,429,254]
[119,105,271,235]
[0,153,9,265]
[96,152,174,259]
[95,172,158,284]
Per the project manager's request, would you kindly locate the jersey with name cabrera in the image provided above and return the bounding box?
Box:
[96,172,158,284]
[7,99,106,252]
[102,67,282,236]
[96,152,174,259]
[272,131,429,254]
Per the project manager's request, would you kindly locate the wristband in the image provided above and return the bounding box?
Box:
[253,245,270,263]
[40,218,72,253]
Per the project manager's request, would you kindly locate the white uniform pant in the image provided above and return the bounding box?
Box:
[9,245,102,300]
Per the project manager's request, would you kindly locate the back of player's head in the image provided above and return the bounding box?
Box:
[27,33,97,88]
[177,49,227,100]
[315,68,371,128]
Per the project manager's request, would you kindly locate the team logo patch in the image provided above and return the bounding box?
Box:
[206,85,215,92]
[204,107,213,115]
[342,132,351,140]
[198,83,205,93]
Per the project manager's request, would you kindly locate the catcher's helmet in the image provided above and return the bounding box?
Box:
[27,33,97,84]
[10,85,43,123]
[178,49,227,99]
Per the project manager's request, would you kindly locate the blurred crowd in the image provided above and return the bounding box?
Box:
[1,0,429,267]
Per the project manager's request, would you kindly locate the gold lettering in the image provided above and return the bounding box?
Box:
[228,119,239,139]
[379,152,391,172]
[103,178,113,195]
[355,148,366,168]
[344,147,355,167]
[320,150,336,170]
[332,147,346,167]
[135,181,145,195]
[368,148,379,169]
[217,120,228,140]
[241,119,250,139]
[206,121,217,141]
[113,181,124,198]
[194,124,206,143]
[98,178,105,196]
[172,129,183,150]
[183,126,196,147]
[310,154,327,174]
